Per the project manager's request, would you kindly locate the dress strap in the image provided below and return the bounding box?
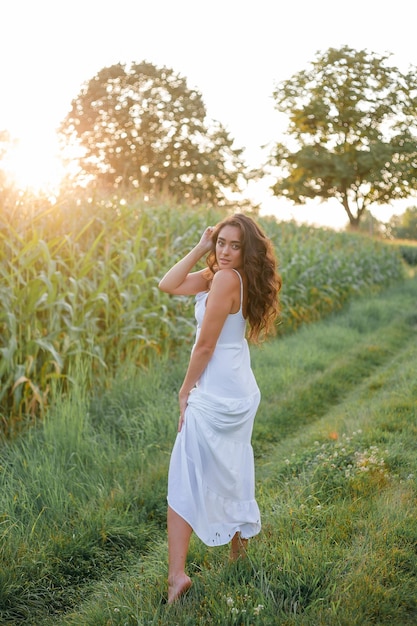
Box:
[232,269,244,314]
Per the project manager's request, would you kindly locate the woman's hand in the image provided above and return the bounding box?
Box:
[178,389,190,432]
[197,226,215,255]
[158,226,215,296]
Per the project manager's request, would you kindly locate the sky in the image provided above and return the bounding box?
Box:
[1,0,416,229]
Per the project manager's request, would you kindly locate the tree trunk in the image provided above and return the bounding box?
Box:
[342,197,362,230]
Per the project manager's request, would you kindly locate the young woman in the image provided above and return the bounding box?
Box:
[158,213,281,604]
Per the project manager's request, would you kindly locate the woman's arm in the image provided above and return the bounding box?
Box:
[158,226,214,295]
[177,269,240,430]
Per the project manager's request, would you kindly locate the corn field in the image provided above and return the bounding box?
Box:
[0,195,404,434]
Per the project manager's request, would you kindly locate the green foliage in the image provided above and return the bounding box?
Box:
[59,61,245,205]
[262,216,405,331]
[0,361,177,623]
[385,237,417,266]
[388,205,417,240]
[0,196,405,431]
[0,197,220,431]
[269,46,417,228]
[399,243,417,265]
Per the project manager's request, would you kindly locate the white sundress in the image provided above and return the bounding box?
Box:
[167,269,261,546]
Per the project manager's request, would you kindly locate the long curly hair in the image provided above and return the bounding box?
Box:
[205,213,282,343]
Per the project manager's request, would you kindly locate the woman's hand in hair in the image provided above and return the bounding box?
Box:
[197,226,215,254]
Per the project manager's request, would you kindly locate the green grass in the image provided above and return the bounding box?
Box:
[1,277,417,625]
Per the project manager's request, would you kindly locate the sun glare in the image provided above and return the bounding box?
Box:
[3,133,66,194]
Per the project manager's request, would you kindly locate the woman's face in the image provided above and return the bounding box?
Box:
[215,225,243,270]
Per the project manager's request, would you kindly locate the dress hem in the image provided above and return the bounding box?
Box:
[167,499,261,547]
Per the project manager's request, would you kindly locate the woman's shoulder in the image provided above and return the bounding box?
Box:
[212,268,242,284]
[209,269,241,298]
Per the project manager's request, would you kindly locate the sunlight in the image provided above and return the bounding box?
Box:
[3,132,65,193]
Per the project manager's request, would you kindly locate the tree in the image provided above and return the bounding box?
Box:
[59,62,245,205]
[268,46,417,228]
[388,206,417,240]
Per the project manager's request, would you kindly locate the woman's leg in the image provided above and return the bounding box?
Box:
[167,506,193,603]
[229,532,248,561]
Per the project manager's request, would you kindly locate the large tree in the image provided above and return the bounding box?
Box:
[269,46,417,228]
[59,62,245,205]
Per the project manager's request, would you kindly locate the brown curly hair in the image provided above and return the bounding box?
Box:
[205,213,282,343]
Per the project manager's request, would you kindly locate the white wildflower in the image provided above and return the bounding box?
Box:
[254,604,265,615]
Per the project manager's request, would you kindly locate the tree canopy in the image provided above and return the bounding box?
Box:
[59,62,246,205]
[268,46,417,228]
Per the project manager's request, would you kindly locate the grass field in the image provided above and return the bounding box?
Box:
[1,269,416,625]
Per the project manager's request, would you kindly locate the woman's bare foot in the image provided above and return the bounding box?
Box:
[167,573,192,604]
[229,533,248,561]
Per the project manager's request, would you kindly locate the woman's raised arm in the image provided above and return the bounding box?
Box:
[158,226,214,295]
